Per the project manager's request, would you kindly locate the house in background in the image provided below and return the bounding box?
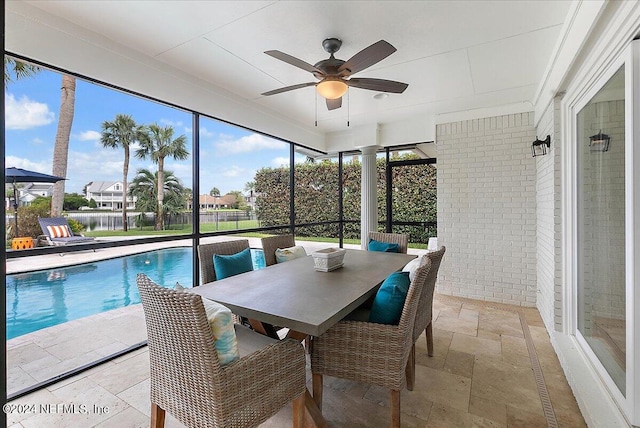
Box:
[198,194,238,210]
[4,183,53,210]
[85,181,136,211]
[244,191,256,210]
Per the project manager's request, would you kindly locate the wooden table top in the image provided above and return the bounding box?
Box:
[192,249,416,337]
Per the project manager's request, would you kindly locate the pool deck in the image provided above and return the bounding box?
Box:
[5,237,586,427]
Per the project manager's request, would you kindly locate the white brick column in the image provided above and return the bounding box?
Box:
[360,146,378,249]
[437,112,537,306]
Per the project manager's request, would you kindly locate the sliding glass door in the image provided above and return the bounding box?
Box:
[571,40,640,424]
[576,66,626,394]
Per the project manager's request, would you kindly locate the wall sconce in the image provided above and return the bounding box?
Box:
[589,130,610,152]
[531,135,551,157]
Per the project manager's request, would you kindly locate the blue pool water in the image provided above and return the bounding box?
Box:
[6,247,265,340]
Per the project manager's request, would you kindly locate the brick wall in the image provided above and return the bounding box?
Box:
[535,97,563,331]
[436,113,537,306]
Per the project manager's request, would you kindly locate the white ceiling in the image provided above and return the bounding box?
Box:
[6,0,573,152]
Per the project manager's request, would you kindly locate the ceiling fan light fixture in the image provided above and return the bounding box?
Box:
[317,77,348,99]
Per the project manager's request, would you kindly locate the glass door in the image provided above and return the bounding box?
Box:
[571,40,640,425]
[576,66,626,394]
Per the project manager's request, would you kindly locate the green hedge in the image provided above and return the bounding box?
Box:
[255,154,436,243]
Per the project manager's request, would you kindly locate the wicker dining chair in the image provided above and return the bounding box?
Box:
[198,239,279,337]
[261,234,296,267]
[136,274,306,428]
[368,232,409,254]
[405,246,446,390]
[197,239,250,284]
[311,257,432,428]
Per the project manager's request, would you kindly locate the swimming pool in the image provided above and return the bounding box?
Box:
[6,247,265,340]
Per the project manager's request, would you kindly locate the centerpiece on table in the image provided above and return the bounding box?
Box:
[312,248,346,272]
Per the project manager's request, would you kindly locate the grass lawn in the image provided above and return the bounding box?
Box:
[84,224,428,249]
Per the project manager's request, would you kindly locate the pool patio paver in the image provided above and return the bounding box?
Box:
[6,237,586,426]
[6,293,586,427]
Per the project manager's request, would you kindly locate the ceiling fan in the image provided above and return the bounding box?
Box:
[261,38,408,111]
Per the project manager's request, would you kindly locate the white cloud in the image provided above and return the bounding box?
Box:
[5,156,52,174]
[294,153,308,164]
[199,127,215,138]
[272,156,290,167]
[221,165,245,177]
[164,162,192,187]
[70,149,126,178]
[5,93,55,130]
[216,133,287,155]
[32,138,45,145]
[77,130,101,141]
[159,119,184,128]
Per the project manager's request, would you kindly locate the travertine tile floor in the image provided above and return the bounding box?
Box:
[7,293,586,427]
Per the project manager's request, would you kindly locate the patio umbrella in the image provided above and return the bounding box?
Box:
[5,167,66,237]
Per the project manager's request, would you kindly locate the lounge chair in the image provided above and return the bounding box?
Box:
[38,217,95,246]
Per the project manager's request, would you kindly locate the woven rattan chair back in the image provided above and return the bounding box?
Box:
[310,258,432,427]
[261,234,296,267]
[137,273,307,428]
[136,274,222,427]
[412,246,446,343]
[368,232,409,254]
[392,257,431,382]
[197,239,250,284]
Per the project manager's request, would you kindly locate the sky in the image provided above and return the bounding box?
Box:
[5,65,311,196]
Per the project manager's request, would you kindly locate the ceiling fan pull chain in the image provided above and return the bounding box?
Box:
[347,91,350,127]
[315,90,318,127]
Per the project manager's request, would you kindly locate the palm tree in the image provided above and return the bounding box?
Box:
[101,114,144,231]
[130,168,185,227]
[51,75,76,217]
[4,58,39,82]
[5,59,74,217]
[4,58,40,235]
[244,181,255,197]
[136,124,189,230]
[210,187,220,209]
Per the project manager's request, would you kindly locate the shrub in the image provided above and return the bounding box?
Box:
[11,205,50,239]
[66,217,85,234]
[254,154,437,243]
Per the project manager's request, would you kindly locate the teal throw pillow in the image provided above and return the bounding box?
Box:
[369,271,411,325]
[213,247,253,280]
[368,239,400,253]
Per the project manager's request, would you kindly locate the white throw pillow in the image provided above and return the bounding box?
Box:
[275,245,307,263]
[402,257,421,282]
[175,283,240,365]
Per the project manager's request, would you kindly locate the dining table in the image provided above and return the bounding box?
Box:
[191,248,416,427]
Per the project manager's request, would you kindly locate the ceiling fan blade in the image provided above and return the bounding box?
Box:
[265,50,324,75]
[347,78,408,93]
[326,97,342,110]
[338,40,397,75]
[261,82,317,96]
